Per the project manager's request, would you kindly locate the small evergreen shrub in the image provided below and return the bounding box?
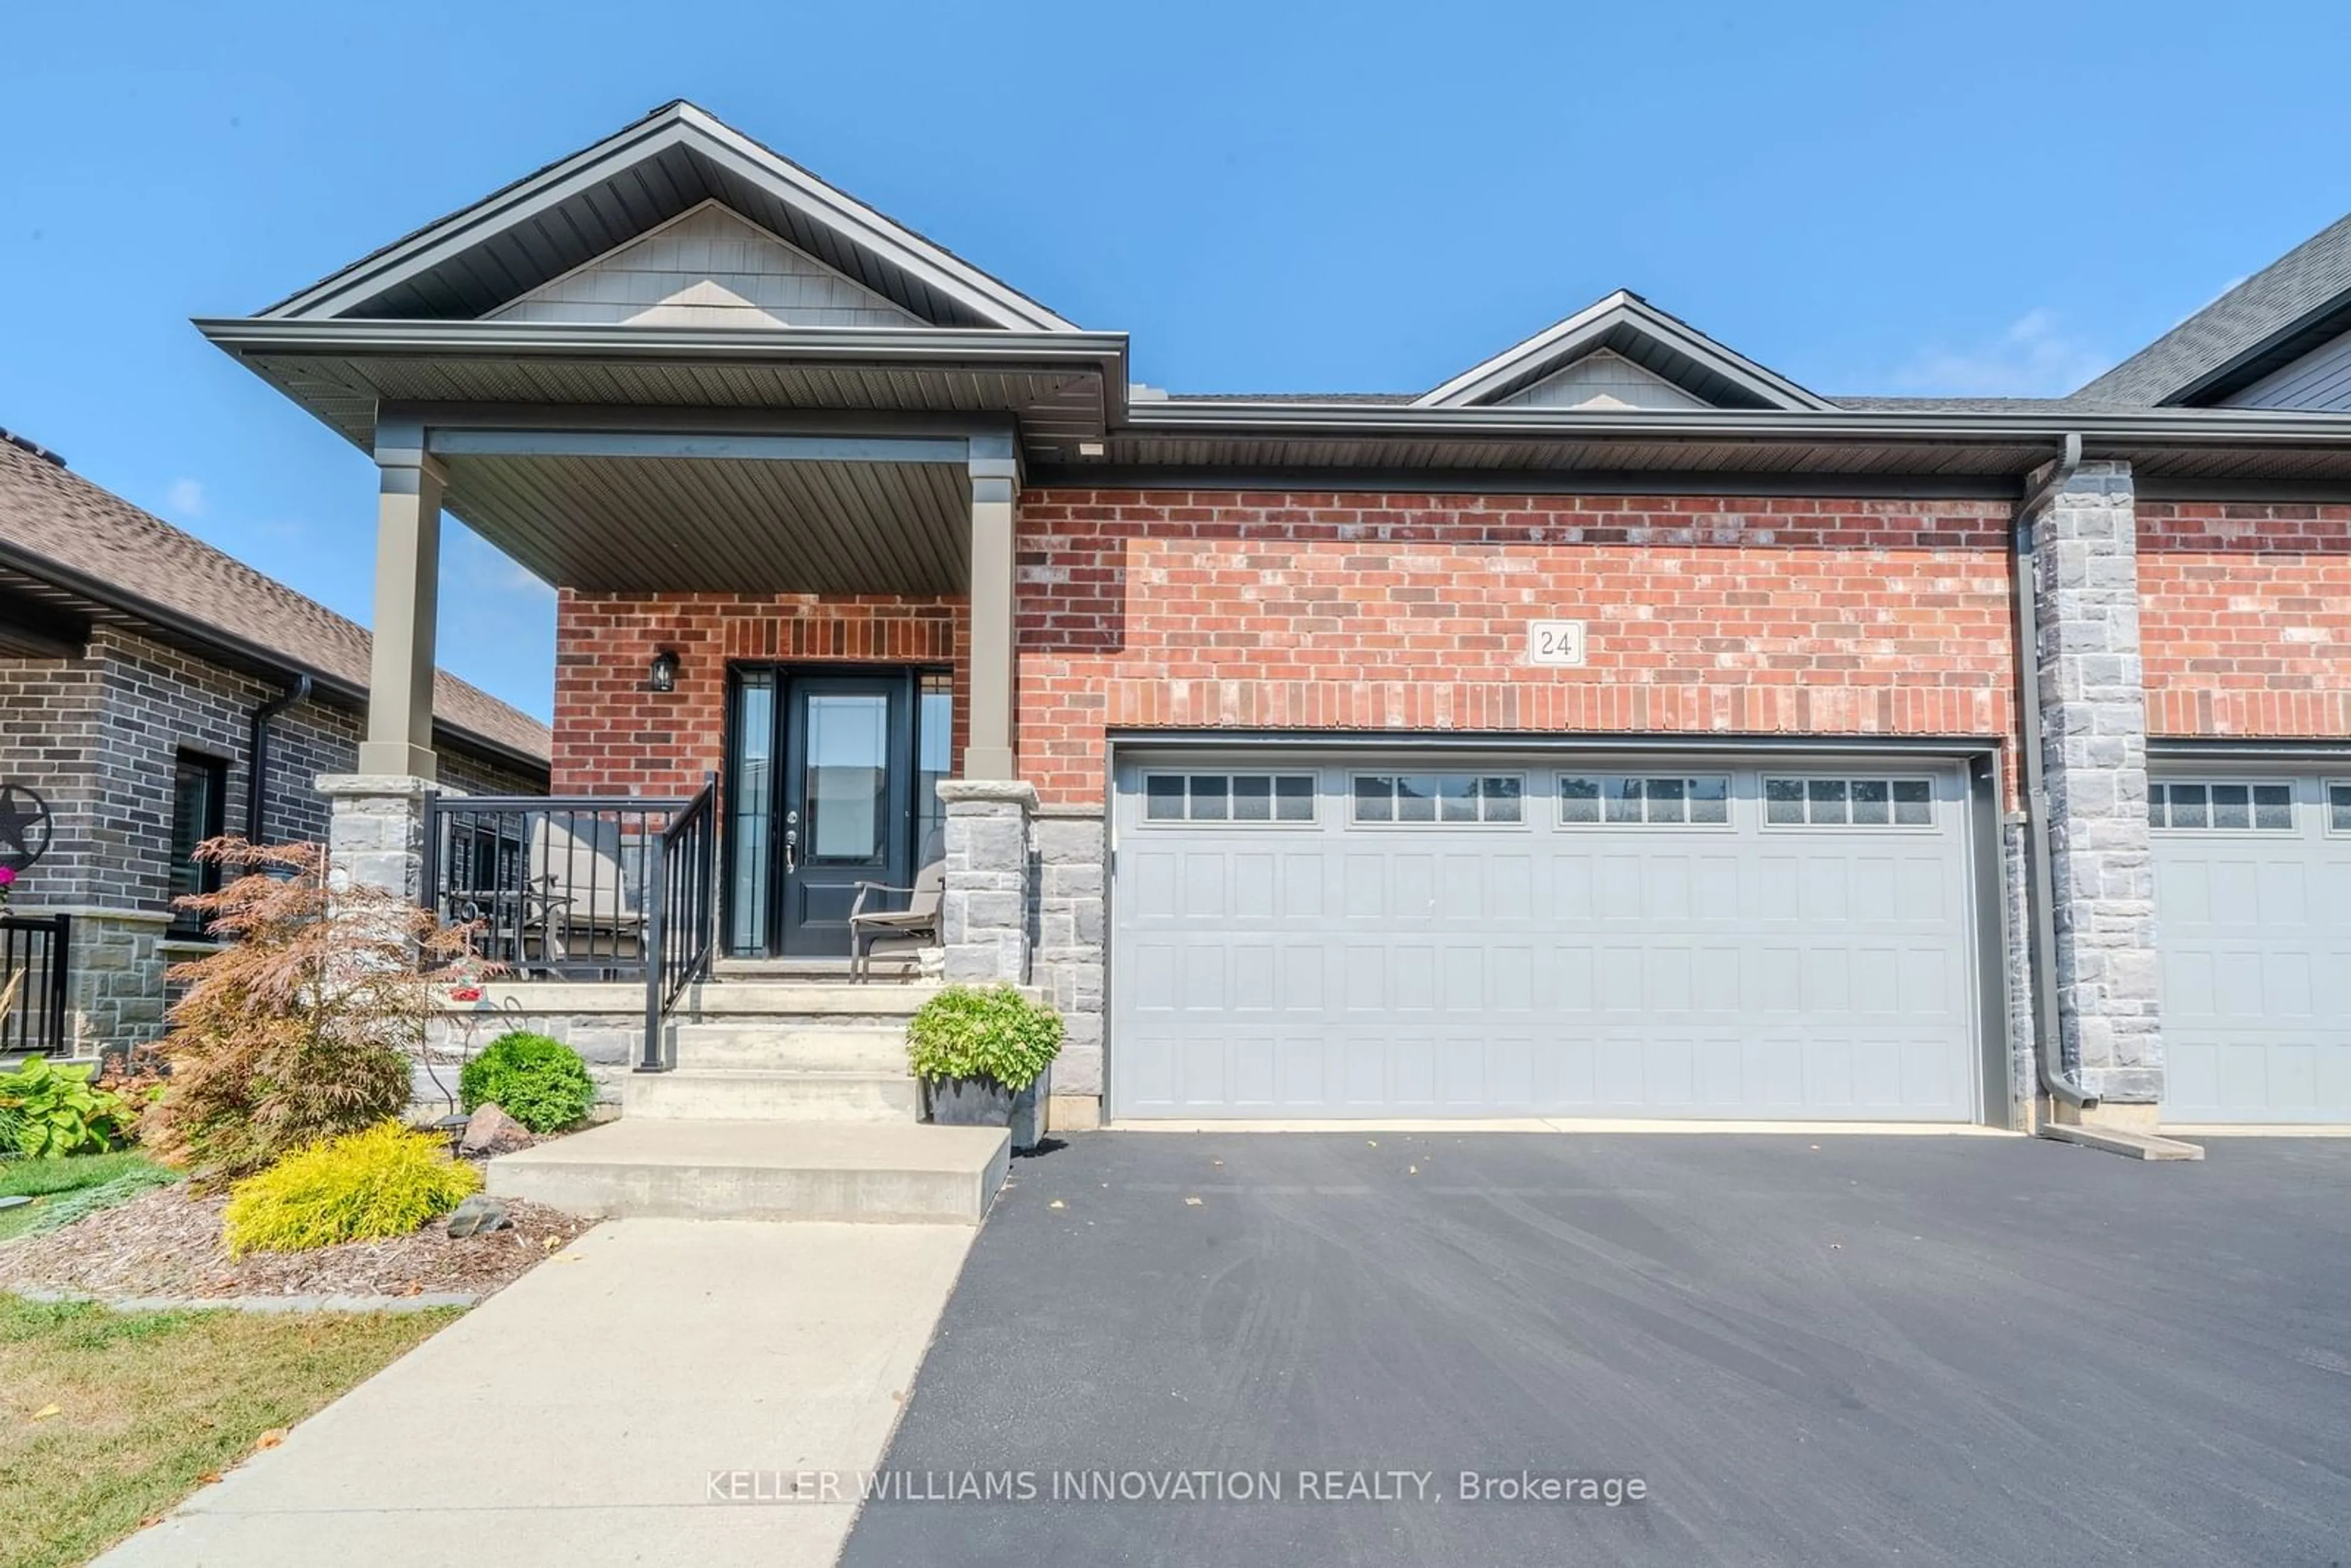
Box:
[222,1122,480,1256]
[459,1032,595,1134]
[905,985,1063,1089]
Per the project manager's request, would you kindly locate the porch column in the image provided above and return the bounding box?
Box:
[965,438,1018,781]
[2028,459,2165,1127]
[358,421,444,781]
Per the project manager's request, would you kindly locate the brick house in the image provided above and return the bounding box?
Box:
[0,430,549,1053]
[195,102,2351,1139]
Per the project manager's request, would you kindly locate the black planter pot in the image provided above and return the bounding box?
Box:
[923,1074,1041,1147]
[924,1075,1022,1125]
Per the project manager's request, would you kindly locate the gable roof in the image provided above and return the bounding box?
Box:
[2074,212,2351,407]
[263,100,1076,332]
[0,432,550,771]
[1415,290,1834,411]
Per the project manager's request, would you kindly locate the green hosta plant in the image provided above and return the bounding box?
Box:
[0,1057,140,1158]
[459,1032,595,1135]
[905,985,1063,1090]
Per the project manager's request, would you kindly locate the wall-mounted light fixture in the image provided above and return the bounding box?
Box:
[647,649,680,693]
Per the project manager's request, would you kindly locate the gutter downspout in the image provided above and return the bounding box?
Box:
[246,675,312,842]
[2012,433,2097,1114]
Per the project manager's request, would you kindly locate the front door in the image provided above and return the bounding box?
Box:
[726,667,950,959]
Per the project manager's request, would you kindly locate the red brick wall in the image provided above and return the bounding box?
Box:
[2138,502,2351,739]
[1016,490,2020,806]
[552,590,967,796]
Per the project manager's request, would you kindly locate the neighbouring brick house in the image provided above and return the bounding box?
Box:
[0,430,549,1053]
[195,102,2351,1136]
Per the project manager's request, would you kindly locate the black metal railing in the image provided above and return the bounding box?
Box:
[425,790,694,983]
[643,773,719,1071]
[1,913,72,1055]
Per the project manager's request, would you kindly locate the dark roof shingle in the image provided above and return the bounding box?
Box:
[2074,212,2351,405]
[0,433,549,767]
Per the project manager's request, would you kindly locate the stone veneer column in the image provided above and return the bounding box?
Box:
[63,910,174,1052]
[2028,460,2164,1121]
[1032,807,1106,1131]
[315,773,437,903]
[936,779,1034,985]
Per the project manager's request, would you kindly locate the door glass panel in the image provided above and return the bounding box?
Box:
[805,695,889,860]
[727,673,774,954]
[916,674,952,855]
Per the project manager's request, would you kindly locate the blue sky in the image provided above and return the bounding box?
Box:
[7,2,2348,724]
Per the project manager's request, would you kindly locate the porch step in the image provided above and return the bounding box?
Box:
[487,1119,1008,1224]
[624,1067,920,1122]
[670,1023,909,1073]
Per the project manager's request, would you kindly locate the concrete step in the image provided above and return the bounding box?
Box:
[487,1119,1008,1224]
[624,1068,921,1122]
[671,1023,909,1073]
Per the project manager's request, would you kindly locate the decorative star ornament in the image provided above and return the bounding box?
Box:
[0,782,54,872]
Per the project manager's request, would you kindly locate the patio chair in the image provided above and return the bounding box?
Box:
[848,831,945,982]
[527,814,646,975]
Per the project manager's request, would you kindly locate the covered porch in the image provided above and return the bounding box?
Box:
[264,388,1059,1063]
[194,101,1121,1126]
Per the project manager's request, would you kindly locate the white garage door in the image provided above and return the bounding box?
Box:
[2153,773,2351,1124]
[1109,754,1986,1121]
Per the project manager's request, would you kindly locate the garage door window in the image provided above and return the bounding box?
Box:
[1352,773,1523,824]
[1764,777,1933,828]
[1145,772,1316,823]
[2333,782,2351,835]
[1558,775,1730,826]
[2149,781,2293,833]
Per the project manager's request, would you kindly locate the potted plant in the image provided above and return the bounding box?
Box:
[906,984,1062,1149]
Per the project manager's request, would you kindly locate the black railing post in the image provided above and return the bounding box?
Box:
[640,828,667,1073]
[48,912,70,1054]
[420,794,443,921]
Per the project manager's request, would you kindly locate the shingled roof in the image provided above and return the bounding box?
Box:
[2074,212,2351,407]
[0,431,549,770]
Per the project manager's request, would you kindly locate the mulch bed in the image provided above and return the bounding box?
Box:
[0,1178,591,1302]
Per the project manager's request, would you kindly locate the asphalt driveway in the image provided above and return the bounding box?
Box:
[842,1131,2351,1567]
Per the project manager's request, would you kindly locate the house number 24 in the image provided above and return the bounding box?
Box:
[1526,620,1588,667]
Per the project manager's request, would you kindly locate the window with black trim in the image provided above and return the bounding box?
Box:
[169,751,228,934]
[1351,774,1523,824]
[2149,781,2293,832]
[1558,775,1729,826]
[1763,777,1933,827]
[1144,772,1316,823]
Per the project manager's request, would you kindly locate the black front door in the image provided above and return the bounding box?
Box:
[726,667,948,959]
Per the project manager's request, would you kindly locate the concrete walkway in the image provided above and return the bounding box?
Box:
[99,1218,977,1567]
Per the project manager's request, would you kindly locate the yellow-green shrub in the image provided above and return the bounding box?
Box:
[222,1122,481,1256]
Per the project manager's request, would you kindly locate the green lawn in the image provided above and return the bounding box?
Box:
[0,1293,458,1568]
[0,1153,173,1243]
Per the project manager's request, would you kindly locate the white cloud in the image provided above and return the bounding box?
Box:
[1891,309,2113,398]
[163,477,206,517]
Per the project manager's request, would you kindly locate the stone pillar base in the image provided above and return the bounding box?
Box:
[1046,1093,1103,1133]
[937,779,1035,986]
[316,773,437,904]
[2052,1099,2164,1135]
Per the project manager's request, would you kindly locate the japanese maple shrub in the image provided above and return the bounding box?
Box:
[145,840,481,1184]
